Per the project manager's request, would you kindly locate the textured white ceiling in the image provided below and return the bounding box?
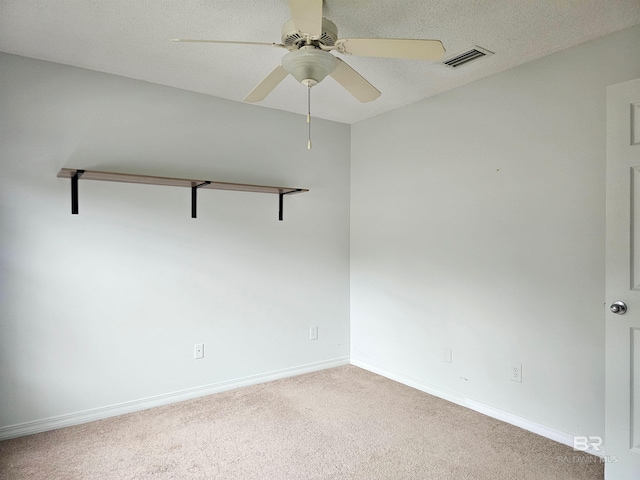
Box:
[1,1,640,124]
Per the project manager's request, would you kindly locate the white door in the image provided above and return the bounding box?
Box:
[606,77,640,479]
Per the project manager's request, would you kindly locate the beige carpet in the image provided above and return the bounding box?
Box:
[0,366,603,479]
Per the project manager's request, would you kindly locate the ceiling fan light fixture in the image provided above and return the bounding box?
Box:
[175,0,445,147]
[282,47,338,87]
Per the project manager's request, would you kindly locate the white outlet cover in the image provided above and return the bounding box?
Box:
[444,347,452,363]
[511,362,522,382]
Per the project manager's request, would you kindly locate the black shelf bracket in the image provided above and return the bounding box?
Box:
[71,169,85,214]
[191,181,211,219]
[279,189,303,221]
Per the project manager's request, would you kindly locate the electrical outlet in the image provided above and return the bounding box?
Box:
[511,362,522,383]
[310,326,318,341]
[444,347,452,363]
[194,344,204,359]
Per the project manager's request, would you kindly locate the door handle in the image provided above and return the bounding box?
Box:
[610,301,627,315]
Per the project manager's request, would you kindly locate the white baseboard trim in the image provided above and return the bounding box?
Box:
[0,356,350,441]
[350,356,604,458]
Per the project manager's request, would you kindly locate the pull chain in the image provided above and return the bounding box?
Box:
[307,84,312,150]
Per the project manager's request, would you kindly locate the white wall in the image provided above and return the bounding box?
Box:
[0,53,350,430]
[351,24,640,440]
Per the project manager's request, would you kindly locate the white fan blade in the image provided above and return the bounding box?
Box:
[244,65,289,103]
[288,0,323,37]
[330,58,381,103]
[337,38,445,61]
[171,39,286,49]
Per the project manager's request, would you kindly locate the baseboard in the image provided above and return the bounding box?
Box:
[2,354,604,459]
[350,356,605,458]
[0,356,350,441]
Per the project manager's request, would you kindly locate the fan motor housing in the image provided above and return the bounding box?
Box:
[281,18,338,48]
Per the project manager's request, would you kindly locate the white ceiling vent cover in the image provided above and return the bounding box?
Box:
[442,46,493,68]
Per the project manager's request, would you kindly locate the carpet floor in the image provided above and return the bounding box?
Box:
[0,365,603,479]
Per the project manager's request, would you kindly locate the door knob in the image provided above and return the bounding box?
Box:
[610,301,627,315]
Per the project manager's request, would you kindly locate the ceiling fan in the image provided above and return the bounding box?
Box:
[172,0,445,146]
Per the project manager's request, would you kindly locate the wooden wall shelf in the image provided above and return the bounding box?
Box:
[57,168,309,220]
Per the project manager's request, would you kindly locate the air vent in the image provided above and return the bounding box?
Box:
[442,46,493,68]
